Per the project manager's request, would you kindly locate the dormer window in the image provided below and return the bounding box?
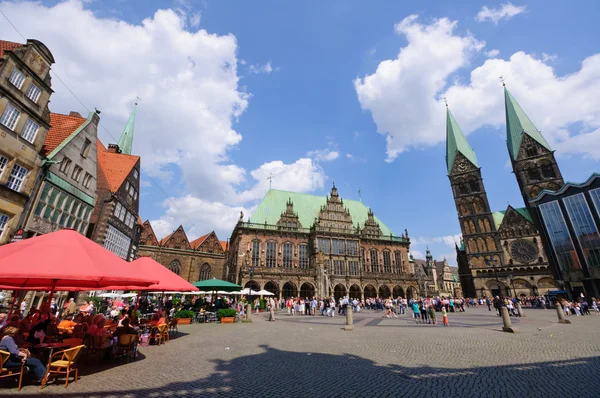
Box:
[81,139,91,158]
[25,84,41,103]
[8,69,25,90]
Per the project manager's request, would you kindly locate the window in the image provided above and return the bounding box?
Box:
[0,212,9,239]
[34,185,91,232]
[59,158,72,174]
[0,156,8,177]
[133,169,139,179]
[125,181,130,192]
[394,251,403,273]
[539,201,581,272]
[199,263,211,280]
[370,249,379,272]
[527,169,541,182]
[332,239,345,255]
[283,243,293,268]
[25,84,41,103]
[71,165,83,182]
[114,202,123,217]
[118,205,126,221]
[266,241,277,268]
[383,251,392,273]
[128,213,135,228]
[333,260,344,275]
[82,172,92,188]
[468,179,480,193]
[541,163,556,179]
[133,190,138,200]
[21,119,39,143]
[8,69,25,89]
[81,139,91,158]
[525,146,537,157]
[7,164,27,191]
[124,213,131,228]
[348,261,359,276]
[318,238,330,254]
[129,184,135,197]
[169,260,181,275]
[0,104,21,130]
[251,240,260,267]
[299,244,308,269]
[346,240,358,256]
[563,194,600,268]
[103,224,132,259]
[360,248,366,272]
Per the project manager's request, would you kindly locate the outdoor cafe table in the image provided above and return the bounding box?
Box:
[30,342,71,373]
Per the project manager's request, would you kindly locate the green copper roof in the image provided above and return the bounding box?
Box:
[446,107,478,173]
[504,88,552,160]
[46,172,95,206]
[492,207,533,229]
[118,105,136,155]
[249,189,394,236]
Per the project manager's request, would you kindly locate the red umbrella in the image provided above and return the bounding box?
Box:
[101,257,198,292]
[0,229,158,291]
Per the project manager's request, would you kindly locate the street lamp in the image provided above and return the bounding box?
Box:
[484,258,505,306]
[509,274,517,300]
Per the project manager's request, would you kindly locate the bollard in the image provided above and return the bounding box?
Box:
[246,303,252,322]
[555,302,571,324]
[501,306,518,333]
[516,302,525,317]
[344,304,354,331]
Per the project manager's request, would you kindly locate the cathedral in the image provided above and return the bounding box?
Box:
[225,185,454,300]
[448,87,562,298]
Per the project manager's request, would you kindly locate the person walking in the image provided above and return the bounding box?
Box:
[268,298,276,321]
[428,305,437,325]
[442,306,449,326]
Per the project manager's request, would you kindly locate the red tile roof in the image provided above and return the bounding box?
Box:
[220,240,228,251]
[190,233,209,249]
[0,40,22,58]
[96,139,139,193]
[43,113,87,155]
[159,232,174,246]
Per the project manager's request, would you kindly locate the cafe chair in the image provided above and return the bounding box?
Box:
[87,335,108,361]
[0,350,25,391]
[168,318,178,336]
[41,345,85,389]
[115,334,138,363]
[62,338,84,349]
[150,324,168,346]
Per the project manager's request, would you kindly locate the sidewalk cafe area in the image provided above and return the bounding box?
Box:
[0,230,253,392]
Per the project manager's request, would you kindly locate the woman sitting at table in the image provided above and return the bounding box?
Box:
[72,314,87,334]
[87,315,113,359]
[114,317,137,337]
[0,326,46,383]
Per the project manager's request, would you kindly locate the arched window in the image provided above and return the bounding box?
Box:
[266,241,277,268]
[199,263,211,281]
[283,242,293,268]
[360,248,366,272]
[383,251,391,273]
[541,163,556,179]
[467,177,480,193]
[527,168,541,182]
[525,145,537,157]
[370,249,379,272]
[394,251,402,273]
[169,260,181,275]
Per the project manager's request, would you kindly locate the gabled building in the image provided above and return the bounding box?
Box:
[0,39,55,244]
[137,223,228,282]
[88,106,141,260]
[20,111,99,237]
[448,88,561,298]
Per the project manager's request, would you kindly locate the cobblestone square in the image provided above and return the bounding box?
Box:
[3,307,600,397]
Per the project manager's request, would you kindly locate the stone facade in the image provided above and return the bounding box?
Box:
[225,185,432,300]
[0,39,54,244]
[137,221,228,283]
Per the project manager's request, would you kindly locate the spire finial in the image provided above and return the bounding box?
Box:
[267,173,274,190]
[135,96,142,106]
[499,76,506,87]
[443,97,448,107]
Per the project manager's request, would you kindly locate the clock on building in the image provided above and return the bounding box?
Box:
[509,239,538,263]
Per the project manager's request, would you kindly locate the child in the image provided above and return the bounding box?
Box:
[412,301,421,324]
[428,305,437,325]
[442,306,449,326]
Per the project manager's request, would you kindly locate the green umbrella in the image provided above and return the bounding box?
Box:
[192,278,242,292]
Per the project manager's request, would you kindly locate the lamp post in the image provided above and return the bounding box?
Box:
[509,274,517,300]
[484,258,504,305]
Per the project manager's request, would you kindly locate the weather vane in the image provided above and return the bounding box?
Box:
[135,96,142,106]
[443,97,448,107]
[499,76,506,87]
[267,173,274,190]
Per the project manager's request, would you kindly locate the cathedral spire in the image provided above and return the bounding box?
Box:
[118,103,137,155]
[446,107,478,173]
[504,87,552,161]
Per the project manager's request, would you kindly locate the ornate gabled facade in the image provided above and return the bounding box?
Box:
[226,186,431,300]
[449,88,557,298]
[137,223,228,283]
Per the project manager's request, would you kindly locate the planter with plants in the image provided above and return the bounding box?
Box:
[174,309,195,324]
[217,309,237,323]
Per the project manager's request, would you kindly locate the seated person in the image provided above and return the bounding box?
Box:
[72,313,87,334]
[87,315,113,358]
[58,318,77,333]
[0,326,46,383]
[26,319,51,345]
[114,317,137,337]
[0,312,7,332]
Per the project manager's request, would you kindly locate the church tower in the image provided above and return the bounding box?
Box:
[446,107,503,289]
[504,87,564,204]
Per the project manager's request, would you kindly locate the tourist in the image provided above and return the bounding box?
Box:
[311,298,317,315]
[268,297,276,321]
[0,326,46,384]
[442,307,449,326]
[114,317,136,337]
[412,300,420,323]
[63,298,78,320]
[20,300,28,318]
[428,305,437,325]
[420,300,429,323]
[0,313,7,332]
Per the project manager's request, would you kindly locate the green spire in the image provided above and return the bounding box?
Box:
[504,87,552,160]
[118,104,136,155]
[446,107,478,173]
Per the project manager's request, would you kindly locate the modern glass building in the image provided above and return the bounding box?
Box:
[531,173,600,299]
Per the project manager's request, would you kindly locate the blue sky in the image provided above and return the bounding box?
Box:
[1,0,599,263]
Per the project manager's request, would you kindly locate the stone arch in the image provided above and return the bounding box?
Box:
[473,197,485,213]
[483,218,491,232]
[333,284,347,301]
[469,220,477,234]
[349,284,362,300]
[245,280,261,292]
[406,286,418,300]
[392,285,404,298]
[485,236,496,251]
[264,281,279,297]
[477,238,487,252]
[363,284,376,299]
[168,260,181,276]
[537,277,557,288]
[378,285,391,299]
[463,220,471,234]
[282,281,298,298]
[468,239,477,253]
[199,263,211,281]
[300,282,315,299]
[478,218,485,233]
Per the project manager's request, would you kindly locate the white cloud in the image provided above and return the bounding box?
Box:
[413,234,462,248]
[411,250,425,259]
[541,53,557,63]
[476,3,526,24]
[355,15,600,161]
[486,49,500,58]
[354,15,484,161]
[248,61,279,75]
[307,149,339,162]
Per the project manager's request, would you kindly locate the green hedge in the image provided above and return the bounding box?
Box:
[174,309,195,319]
[217,309,237,319]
